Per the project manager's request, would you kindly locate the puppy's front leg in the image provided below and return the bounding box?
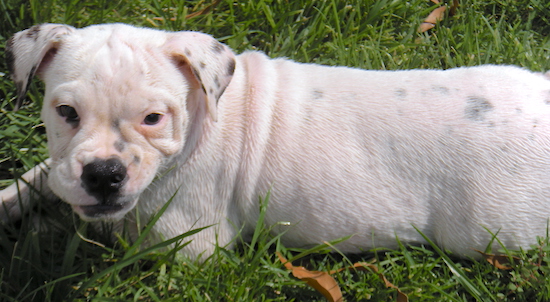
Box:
[0,159,55,222]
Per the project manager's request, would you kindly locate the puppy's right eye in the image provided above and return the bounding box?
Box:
[56,105,80,125]
[143,113,163,125]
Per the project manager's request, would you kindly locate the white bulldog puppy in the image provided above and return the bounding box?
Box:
[3,23,550,260]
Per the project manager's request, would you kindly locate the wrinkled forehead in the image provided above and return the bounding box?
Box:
[42,27,185,108]
[57,28,168,83]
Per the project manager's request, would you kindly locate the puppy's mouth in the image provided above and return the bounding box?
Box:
[78,204,126,217]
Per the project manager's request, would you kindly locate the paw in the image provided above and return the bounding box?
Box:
[0,159,53,223]
[0,184,24,222]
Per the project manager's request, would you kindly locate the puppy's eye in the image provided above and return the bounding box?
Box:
[143,113,163,125]
[56,105,80,124]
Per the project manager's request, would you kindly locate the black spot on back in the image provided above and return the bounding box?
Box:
[464,96,493,121]
[432,85,449,95]
[395,88,407,99]
[312,89,324,100]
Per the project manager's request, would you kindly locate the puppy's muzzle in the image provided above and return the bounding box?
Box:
[80,157,128,216]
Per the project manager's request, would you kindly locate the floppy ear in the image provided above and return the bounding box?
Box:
[164,31,236,122]
[6,23,75,110]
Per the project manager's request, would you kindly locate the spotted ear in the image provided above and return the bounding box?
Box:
[164,31,236,122]
[6,23,75,110]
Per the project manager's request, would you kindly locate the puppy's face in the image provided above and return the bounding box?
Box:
[42,32,188,221]
[7,24,236,221]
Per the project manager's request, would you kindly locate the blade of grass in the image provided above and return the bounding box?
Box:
[413,225,495,302]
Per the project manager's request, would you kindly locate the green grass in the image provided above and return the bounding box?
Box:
[1,0,550,300]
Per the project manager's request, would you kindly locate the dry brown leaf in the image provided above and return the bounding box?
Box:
[147,0,222,24]
[186,0,222,19]
[418,6,446,33]
[277,253,408,302]
[474,249,521,270]
[418,0,460,33]
[277,252,343,302]
[424,6,447,26]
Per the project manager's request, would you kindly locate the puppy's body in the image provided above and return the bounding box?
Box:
[3,23,550,259]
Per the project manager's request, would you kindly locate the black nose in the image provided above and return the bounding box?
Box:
[81,158,127,204]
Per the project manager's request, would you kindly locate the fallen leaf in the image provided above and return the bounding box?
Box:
[277,252,408,302]
[418,6,446,33]
[147,0,222,24]
[418,0,460,33]
[474,249,521,270]
[277,252,343,302]
[186,0,222,19]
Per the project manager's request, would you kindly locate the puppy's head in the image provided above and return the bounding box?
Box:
[6,23,236,221]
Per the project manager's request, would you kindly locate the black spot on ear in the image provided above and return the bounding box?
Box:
[209,88,215,95]
[464,96,494,121]
[114,140,126,152]
[5,37,15,76]
[214,75,220,88]
[133,156,141,164]
[26,25,41,40]
[227,59,236,76]
[212,41,224,53]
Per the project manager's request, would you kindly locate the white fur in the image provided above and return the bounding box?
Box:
[3,23,550,260]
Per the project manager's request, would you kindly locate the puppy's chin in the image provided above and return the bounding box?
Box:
[72,199,137,222]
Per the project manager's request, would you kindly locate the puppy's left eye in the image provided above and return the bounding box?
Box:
[143,113,163,125]
[56,105,80,125]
